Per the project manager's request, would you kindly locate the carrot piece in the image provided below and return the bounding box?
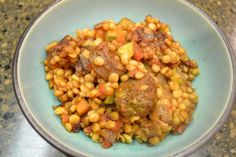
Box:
[95,28,105,39]
[117,30,126,44]
[76,99,90,116]
[134,51,143,61]
[98,84,106,96]
[102,140,112,149]
[61,114,69,123]
[112,121,122,132]
[133,42,143,61]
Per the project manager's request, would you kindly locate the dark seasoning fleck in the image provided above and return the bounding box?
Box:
[0,0,235,157]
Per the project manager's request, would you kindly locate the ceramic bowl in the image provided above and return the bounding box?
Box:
[13,0,236,156]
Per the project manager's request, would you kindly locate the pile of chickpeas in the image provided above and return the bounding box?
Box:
[44,15,199,148]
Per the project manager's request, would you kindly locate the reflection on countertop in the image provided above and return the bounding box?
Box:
[0,0,236,157]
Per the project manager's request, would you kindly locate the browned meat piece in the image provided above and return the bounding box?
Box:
[79,53,93,72]
[150,74,173,123]
[99,128,117,148]
[46,35,79,69]
[132,27,155,44]
[74,59,89,76]
[79,43,126,80]
[153,31,166,47]
[91,43,126,80]
[99,129,117,144]
[136,121,161,140]
[136,120,171,142]
[132,27,166,45]
[47,35,74,54]
[150,104,173,123]
[173,124,186,134]
[114,73,157,117]
[132,27,168,60]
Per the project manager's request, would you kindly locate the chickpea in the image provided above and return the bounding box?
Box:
[88,112,100,122]
[135,71,144,79]
[108,73,119,82]
[94,56,104,66]
[121,74,129,82]
[162,55,171,64]
[151,64,160,73]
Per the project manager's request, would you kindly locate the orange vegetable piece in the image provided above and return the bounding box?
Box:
[76,99,90,116]
[117,30,126,45]
[95,29,105,39]
[61,114,69,123]
[102,140,112,149]
[98,84,106,96]
[133,42,143,61]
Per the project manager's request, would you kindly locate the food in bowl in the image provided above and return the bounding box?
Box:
[44,15,199,148]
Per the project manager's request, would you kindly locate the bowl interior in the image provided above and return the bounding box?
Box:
[16,0,233,156]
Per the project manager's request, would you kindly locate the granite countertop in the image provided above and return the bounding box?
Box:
[0,0,236,157]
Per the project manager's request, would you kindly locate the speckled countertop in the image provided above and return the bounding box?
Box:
[0,0,236,157]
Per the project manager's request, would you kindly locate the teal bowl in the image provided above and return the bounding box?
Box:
[13,0,236,156]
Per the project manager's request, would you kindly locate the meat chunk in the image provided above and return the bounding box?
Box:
[99,129,117,143]
[46,35,79,69]
[136,121,161,141]
[91,43,126,80]
[132,27,155,44]
[115,73,157,117]
[75,59,89,76]
[173,124,187,134]
[135,120,171,142]
[99,129,117,149]
[79,43,126,80]
[131,27,168,60]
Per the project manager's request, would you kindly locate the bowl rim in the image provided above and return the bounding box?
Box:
[12,0,236,156]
